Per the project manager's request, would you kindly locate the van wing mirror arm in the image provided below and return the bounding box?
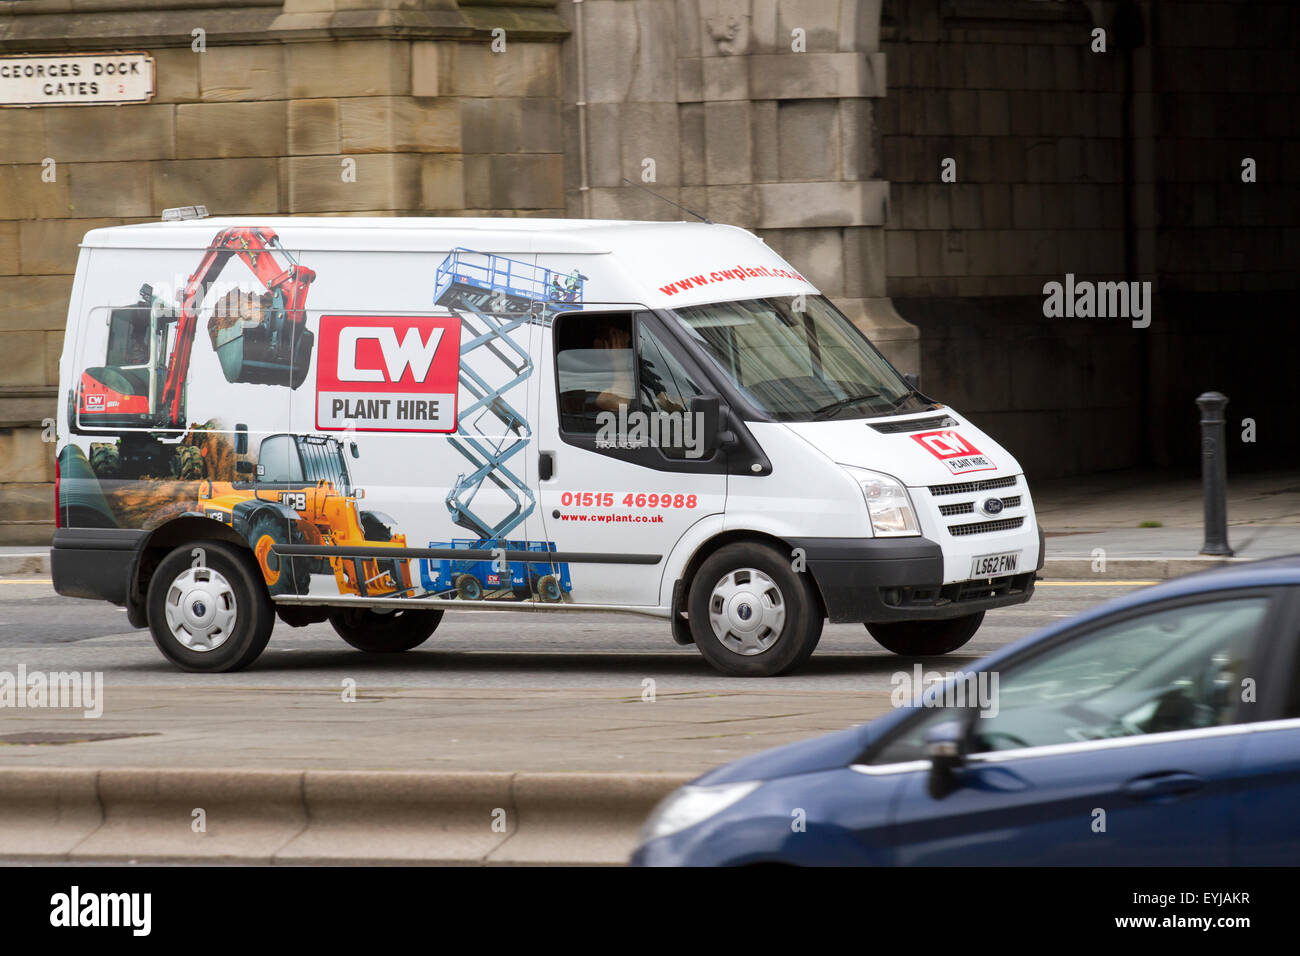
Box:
[688,394,728,456]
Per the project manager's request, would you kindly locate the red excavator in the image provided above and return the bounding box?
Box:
[71,226,316,437]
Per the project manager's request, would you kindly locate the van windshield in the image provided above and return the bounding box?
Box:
[668,295,930,421]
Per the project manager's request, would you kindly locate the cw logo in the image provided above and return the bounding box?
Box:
[337,326,445,384]
[913,430,977,459]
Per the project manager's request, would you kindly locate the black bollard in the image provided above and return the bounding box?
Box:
[1196,392,1233,556]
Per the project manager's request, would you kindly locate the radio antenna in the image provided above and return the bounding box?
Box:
[621,178,713,224]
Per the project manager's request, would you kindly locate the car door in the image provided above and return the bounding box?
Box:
[1229,586,1300,865]
[532,309,726,608]
[863,590,1280,865]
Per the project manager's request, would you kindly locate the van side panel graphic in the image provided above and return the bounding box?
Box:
[58,234,601,606]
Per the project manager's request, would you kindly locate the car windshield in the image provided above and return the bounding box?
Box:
[867,596,1271,764]
[669,295,930,421]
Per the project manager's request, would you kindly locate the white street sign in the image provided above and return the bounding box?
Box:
[0,52,155,107]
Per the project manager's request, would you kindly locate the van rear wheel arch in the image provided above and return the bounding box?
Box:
[128,516,257,627]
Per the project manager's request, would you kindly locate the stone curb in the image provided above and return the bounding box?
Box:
[1039,556,1252,580]
[0,767,691,866]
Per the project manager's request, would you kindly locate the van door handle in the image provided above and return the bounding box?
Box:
[1122,771,1205,801]
[538,452,554,481]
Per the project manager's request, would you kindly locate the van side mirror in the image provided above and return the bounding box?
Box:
[903,372,921,391]
[234,423,248,456]
[688,394,726,458]
[350,441,359,459]
[924,719,968,799]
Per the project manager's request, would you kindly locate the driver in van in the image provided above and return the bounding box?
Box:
[592,321,636,412]
[591,319,690,416]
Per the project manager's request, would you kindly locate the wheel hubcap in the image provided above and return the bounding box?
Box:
[707,567,786,656]
[164,566,238,652]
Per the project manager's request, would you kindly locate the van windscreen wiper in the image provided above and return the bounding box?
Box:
[882,387,926,412]
[811,392,880,418]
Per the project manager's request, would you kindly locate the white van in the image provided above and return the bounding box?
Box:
[51,213,1043,676]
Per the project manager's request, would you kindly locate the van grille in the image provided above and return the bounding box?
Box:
[928,475,1017,497]
[947,517,1024,537]
[868,414,957,435]
[938,495,1020,518]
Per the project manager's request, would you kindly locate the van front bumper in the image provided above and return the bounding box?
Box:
[792,527,1044,624]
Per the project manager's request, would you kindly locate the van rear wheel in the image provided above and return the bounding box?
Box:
[866,612,984,656]
[329,607,443,653]
[687,542,822,677]
[146,541,274,672]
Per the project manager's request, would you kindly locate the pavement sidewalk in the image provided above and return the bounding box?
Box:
[0,686,884,775]
[1031,468,1299,577]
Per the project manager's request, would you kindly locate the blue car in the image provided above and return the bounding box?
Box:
[632,557,1300,866]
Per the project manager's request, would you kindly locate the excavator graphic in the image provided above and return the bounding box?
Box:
[68,226,316,475]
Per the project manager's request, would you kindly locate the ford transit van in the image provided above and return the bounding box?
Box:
[52,213,1043,676]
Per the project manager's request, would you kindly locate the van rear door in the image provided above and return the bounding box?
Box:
[532,310,727,608]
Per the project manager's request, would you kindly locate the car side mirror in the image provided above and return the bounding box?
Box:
[924,719,968,799]
[688,394,729,458]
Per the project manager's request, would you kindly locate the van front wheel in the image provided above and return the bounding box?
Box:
[866,612,984,656]
[687,543,823,677]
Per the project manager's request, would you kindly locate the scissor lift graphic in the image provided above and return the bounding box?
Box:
[419,249,585,601]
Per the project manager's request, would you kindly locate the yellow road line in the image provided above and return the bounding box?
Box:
[0,578,53,584]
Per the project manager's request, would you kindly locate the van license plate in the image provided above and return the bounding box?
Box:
[970,551,1020,578]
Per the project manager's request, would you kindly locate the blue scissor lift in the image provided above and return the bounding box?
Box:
[418,249,584,602]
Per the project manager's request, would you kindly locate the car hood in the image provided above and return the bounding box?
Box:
[691,725,875,786]
[783,408,1023,487]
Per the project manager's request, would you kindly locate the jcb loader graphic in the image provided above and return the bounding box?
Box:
[196,433,413,599]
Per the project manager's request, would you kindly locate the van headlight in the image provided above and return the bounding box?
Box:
[638,781,761,844]
[841,466,921,537]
